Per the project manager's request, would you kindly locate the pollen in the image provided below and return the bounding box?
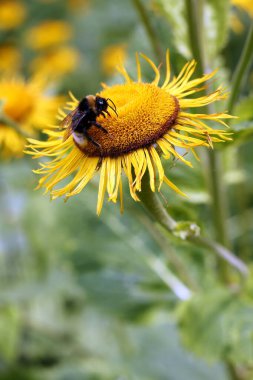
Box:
[81,83,179,157]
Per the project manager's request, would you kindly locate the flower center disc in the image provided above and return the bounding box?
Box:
[81,82,179,157]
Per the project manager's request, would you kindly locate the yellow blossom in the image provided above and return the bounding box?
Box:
[101,44,127,75]
[25,21,72,50]
[230,13,244,34]
[30,47,80,78]
[0,0,26,30]
[231,0,253,17]
[0,76,62,158]
[0,45,21,73]
[26,51,233,214]
[68,0,90,11]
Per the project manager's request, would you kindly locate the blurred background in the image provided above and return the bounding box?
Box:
[0,0,253,379]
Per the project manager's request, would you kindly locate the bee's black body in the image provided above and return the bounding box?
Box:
[62,95,117,150]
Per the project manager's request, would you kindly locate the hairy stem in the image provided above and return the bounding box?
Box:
[139,176,248,278]
[185,0,231,282]
[227,23,253,114]
[227,23,253,260]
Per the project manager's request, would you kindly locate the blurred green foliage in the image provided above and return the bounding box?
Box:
[1,0,253,379]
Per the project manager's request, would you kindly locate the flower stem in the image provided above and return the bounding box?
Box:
[185,0,231,282]
[139,175,248,278]
[185,0,205,75]
[99,208,192,300]
[138,177,177,231]
[227,22,253,114]
[227,23,253,261]
[131,0,163,62]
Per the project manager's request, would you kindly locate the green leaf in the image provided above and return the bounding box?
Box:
[204,0,230,59]
[152,0,191,58]
[177,288,253,366]
[0,306,21,361]
[225,121,253,146]
[232,95,253,123]
[152,0,230,59]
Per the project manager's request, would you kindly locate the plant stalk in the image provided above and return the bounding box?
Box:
[227,23,253,260]
[227,22,253,114]
[138,175,248,278]
[185,0,231,284]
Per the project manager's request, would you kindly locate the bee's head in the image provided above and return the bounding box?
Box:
[95,96,108,113]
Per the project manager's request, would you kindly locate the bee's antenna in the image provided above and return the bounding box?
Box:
[107,98,118,116]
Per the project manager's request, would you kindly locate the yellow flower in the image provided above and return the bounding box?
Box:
[101,44,127,75]
[230,13,244,34]
[30,47,80,78]
[25,21,72,50]
[0,77,62,158]
[0,44,21,73]
[67,0,90,11]
[26,52,232,214]
[0,0,26,30]
[231,0,253,17]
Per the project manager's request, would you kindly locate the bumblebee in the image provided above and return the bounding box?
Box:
[62,95,117,150]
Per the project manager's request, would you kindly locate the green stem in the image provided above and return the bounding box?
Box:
[227,23,253,260]
[206,150,230,247]
[227,22,253,114]
[137,214,199,290]
[138,178,177,231]
[138,176,248,278]
[131,0,163,61]
[185,0,231,282]
[185,0,205,75]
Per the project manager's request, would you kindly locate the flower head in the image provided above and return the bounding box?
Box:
[26,51,232,214]
[25,21,72,51]
[231,0,253,18]
[30,47,80,78]
[0,76,62,158]
[101,44,127,75]
[0,0,26,30]
[0,44,21,73]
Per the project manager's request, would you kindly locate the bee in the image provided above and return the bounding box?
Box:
[62,95,118,150]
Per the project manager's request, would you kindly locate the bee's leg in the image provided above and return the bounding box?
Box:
[85,131,102,150]
[103,110,111,117]
[92,122,108,134]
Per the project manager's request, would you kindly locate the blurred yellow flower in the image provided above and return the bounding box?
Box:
[25,21,72,50]
[231,0,253,17]
[230,13,244,34]
[68,0,90,11]
[0,77,62,158]
[30,47,80,78]
[0,45,21,73]
[26,51,233,214]
[0,0,26,30]
[101,44,127,75]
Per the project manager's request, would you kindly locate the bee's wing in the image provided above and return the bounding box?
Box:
[60,109,77,142]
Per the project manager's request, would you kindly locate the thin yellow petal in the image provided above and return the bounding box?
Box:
[97,159,108,215]
[136,53,142,82]
[161,49,171,88]
[163,176,187,197]
[140,53,160,86]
